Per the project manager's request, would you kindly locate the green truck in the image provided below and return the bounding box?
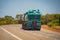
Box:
[22,10,41,30]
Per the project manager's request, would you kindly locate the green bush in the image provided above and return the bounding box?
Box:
[14,20,19,24]
[41,20,45,24]
[47,19,59,27]
[47,22,53,27]
[0,21,6,25]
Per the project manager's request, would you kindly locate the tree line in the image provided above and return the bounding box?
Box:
[41,14,60,29]
[41,14,60,26]
[0,13,60,27]
[0,16,19,25]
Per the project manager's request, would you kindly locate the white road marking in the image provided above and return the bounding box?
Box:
[0,27,22,40]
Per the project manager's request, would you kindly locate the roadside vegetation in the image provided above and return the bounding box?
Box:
[0,14,23,25]
[41,14,60,29]
[0,16,19,25]
[0,13,60,30]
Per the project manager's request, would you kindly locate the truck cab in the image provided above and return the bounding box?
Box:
[22,10,41,30]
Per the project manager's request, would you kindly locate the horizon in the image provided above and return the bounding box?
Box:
[0,0,60,18]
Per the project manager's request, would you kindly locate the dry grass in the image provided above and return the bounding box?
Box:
[41,25,60,33]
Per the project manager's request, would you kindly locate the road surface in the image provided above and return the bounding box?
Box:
[0,24,60,40]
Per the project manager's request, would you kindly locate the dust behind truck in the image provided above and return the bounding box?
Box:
[22,9,41,30]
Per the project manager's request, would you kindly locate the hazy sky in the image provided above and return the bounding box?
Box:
[0,0,60,18]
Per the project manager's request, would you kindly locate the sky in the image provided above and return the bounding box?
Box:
[0,0,60,18]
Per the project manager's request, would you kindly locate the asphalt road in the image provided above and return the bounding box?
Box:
[0,24,60,40]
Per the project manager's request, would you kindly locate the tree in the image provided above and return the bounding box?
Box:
[16,14,23,23]
[41,13,60,26]
[0,15,14,25]
[4,16,14,24]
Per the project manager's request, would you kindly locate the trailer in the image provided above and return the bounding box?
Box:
[22,10,41,30]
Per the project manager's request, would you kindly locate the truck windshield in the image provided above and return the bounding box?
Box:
[28,15,40,19]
